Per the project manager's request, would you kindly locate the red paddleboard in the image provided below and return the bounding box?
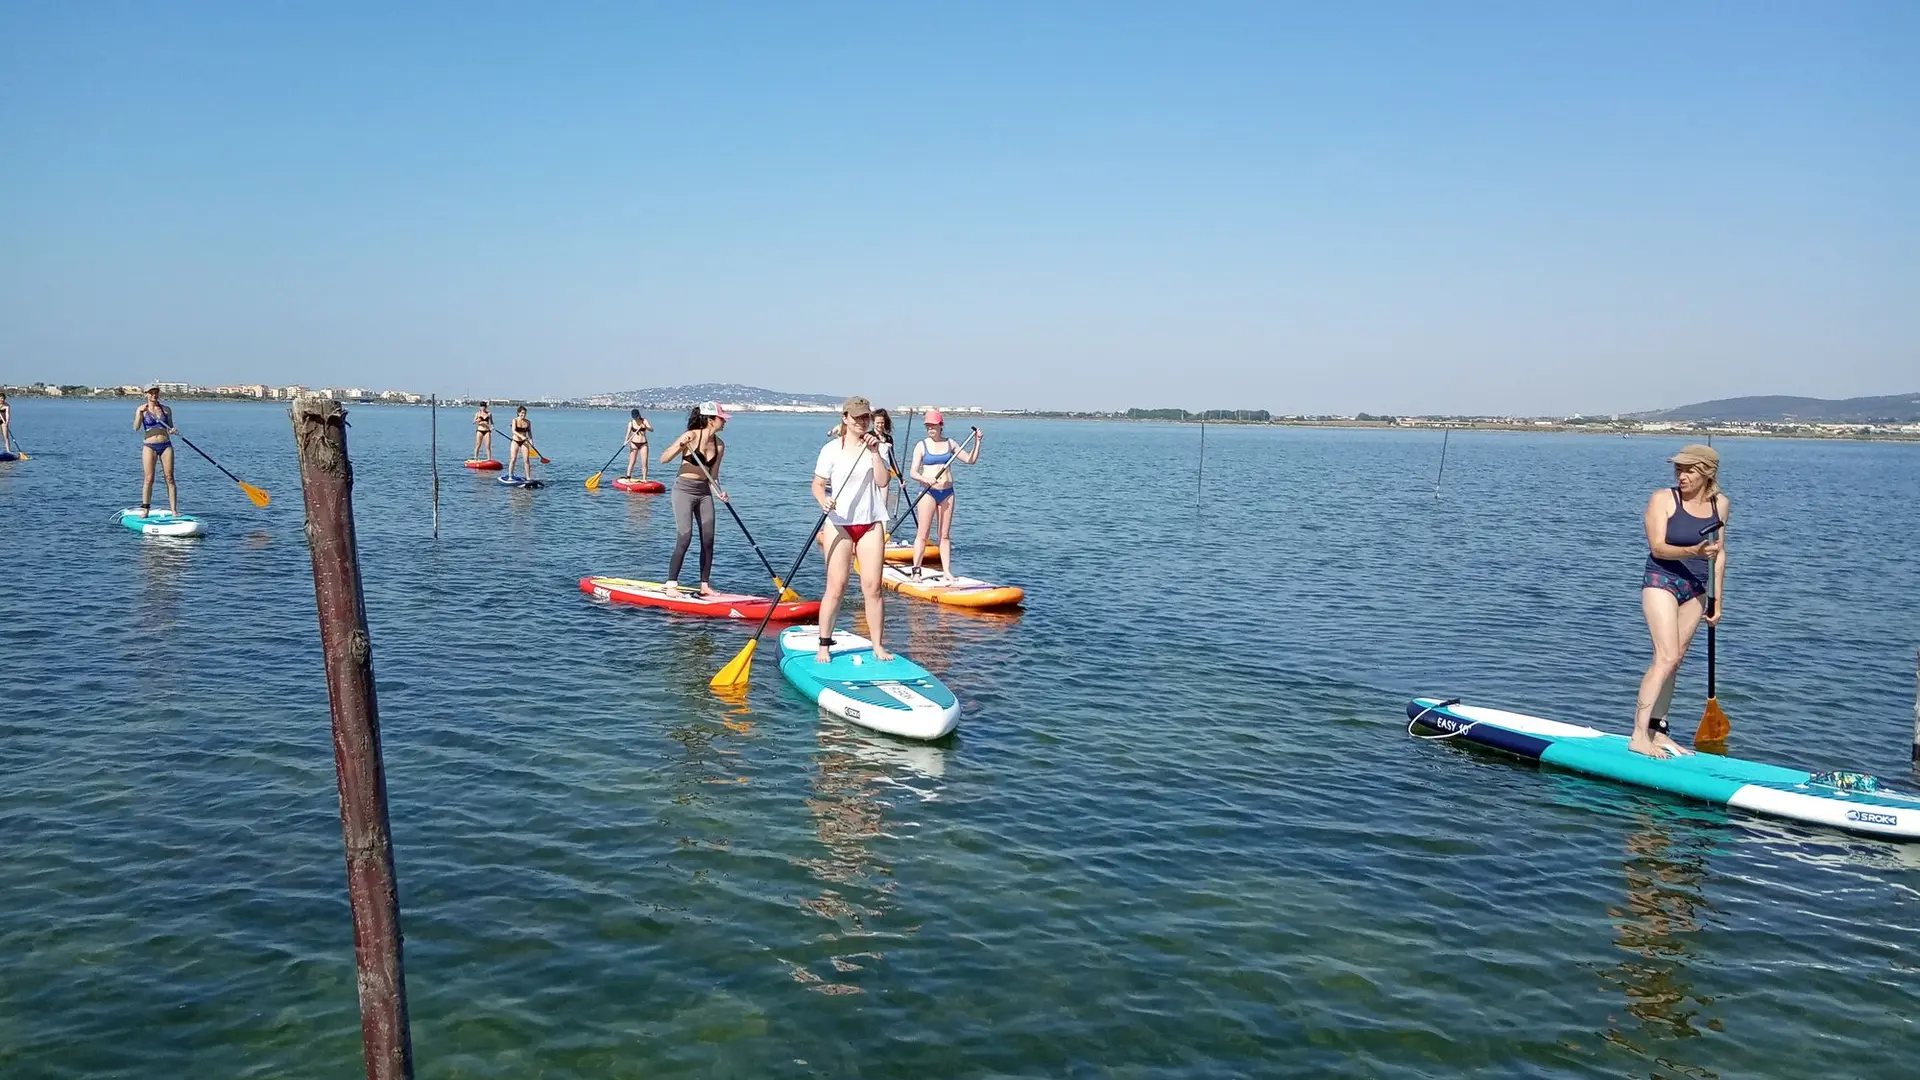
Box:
[612,477,666,493]
[464,458,505,471]
[579,577,819,621]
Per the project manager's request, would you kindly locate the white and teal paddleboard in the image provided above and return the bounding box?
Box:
[118,508,206,537]
[1408,698,1920,840]
[779,626,960,741]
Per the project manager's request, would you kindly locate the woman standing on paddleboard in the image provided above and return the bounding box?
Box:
[133,386,179,517]
[471,401,495,461]
[622,408,654,480]
[907,410,982,577]
[659,401,730,595]
[813,396,894,663]
[1632,444,1729,759]
[0,391,14,455]
[507,406,535,480]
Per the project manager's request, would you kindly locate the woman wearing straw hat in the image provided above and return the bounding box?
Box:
[1632,444,1729,759]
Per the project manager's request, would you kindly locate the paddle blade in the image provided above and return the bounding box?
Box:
[1694,697,1730,743]
[771,576,803,603]
[711,639,757,690]
[240,481,271,508]
[585,472,604,490]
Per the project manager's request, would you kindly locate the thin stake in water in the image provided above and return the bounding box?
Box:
[1435,428,1450,498]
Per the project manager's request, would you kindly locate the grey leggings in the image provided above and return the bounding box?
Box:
[667,475,715,583]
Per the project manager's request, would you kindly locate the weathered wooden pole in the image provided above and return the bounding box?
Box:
[1912,647,1918,764]
[429,394,440,540]
[290,395,416,1080]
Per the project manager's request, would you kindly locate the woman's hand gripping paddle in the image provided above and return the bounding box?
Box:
[711,429,885,691]
[177,434,270,507]
[1694,520,1730,744]
[686,456,803,602]
[584,443,627,490]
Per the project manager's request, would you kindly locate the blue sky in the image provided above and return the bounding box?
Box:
[2,2,1913,414]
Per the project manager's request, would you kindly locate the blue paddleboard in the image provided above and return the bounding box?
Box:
[778,626,959,740]
[1408,698,1920,840]
[118,508,206,537]
[497,475,544,488]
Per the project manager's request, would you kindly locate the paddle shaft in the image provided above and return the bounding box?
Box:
[886,427,980,535]
[589,442,625,478]
[684,455,792,589]
[176,433,248,487]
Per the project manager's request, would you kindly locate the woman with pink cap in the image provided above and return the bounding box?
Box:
[1631,443,1729,759]
[658,400,730,595]
[906,409,982,577]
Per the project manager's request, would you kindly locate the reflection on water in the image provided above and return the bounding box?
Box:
[1599,808,1722,1078]
[791,717,951,995]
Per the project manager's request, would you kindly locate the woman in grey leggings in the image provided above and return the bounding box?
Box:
[658,400,730,594]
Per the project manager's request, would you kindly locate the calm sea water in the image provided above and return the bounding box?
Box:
[3,399,1918,1078]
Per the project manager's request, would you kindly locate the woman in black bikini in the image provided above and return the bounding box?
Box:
[507,406,535,480]
[658,401,730,594]
[471,401,495,461]
[622,409,653,480]
[133,386,179,516]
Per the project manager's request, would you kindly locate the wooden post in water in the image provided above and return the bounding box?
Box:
[1195,412,1205,512]
[1912,647,1918,764]
[429,395,439,540]
[290,395,416,1080]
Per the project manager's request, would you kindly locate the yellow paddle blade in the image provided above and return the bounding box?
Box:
[711,639,757,690]
[1694,697,1730,744]
[240,481,271,508]
[772,577,803,603]
[584,472,604,490]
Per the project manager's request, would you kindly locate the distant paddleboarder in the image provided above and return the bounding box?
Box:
[0,391,13,455]
[508,406,536,481]
[622,408,654,480]
[1632,444,1729,759]
[471,401,495,461]
[133,386,179,517]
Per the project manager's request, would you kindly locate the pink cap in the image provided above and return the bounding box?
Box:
[924,409,945,425]
[698,400,732,420]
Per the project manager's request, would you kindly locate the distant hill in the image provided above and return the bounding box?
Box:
[1631,393,1920,423]
[592,383,842,409]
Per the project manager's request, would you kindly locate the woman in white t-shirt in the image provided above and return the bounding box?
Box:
[811,396,894,663]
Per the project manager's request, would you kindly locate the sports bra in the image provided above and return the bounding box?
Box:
[141,405,172,432]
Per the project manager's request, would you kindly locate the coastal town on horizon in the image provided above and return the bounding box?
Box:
[4,378,1917,441]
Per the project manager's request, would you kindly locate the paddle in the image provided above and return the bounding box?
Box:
[712,430,885,691]
[177,434,270,507]
[685,455,803,602]
[1694,521,1730,744]
[885,427,980,535]
[583,442,628,490]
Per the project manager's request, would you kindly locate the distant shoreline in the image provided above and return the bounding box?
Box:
[10,392,1917,444]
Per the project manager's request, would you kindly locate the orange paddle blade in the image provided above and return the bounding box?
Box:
[1694,697,1730,744]
[711,638,758,690]
[240,481,271,508]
